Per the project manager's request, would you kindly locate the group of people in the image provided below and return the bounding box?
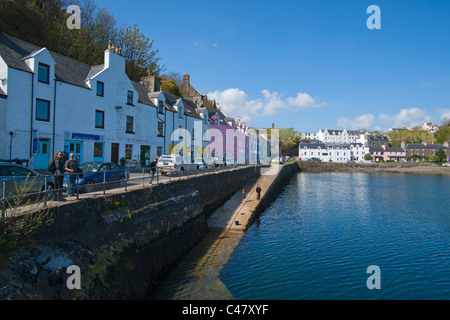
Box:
[242,184,263,201]
[48,151,81,201]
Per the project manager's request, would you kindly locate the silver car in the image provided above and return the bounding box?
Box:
[0,162,55,200]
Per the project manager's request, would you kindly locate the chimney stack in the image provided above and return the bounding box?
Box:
[141,73,161,93]
[182,74,190,95]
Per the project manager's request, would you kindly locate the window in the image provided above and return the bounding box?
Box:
[157,146,163,157]
[94,142,104,158]
[96,81,104,97]
[125,144,133,160]
[38,63,50,84]
[36,99,50,121]
[95,110,104,128]
[178,106,183,118]
[158,100,164,114]
[157,122,163,136]
[127,90,133,105]
[126,116,134,133]
[110,163,121,171]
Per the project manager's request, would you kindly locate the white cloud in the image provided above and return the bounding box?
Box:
[438,108,450,124]
[207,88,324,123]
[287,92,323,109]
[337,114,375,129]
[378,107,430,128]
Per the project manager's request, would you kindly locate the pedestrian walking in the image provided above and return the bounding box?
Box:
[256,185,262,201]
[148,157,158,185]
[242,189,246,199]
[65,153,79,196]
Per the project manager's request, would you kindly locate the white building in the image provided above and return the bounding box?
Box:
[0,33,213,169]
[299,142,369,162]
[316,129,362,144]
[0,33,269,169]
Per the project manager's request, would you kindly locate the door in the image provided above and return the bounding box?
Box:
[111,143,119,164]
[33,139,50,170]
[65,140,83,163]
[140,145,150,166]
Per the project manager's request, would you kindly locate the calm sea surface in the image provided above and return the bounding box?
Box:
[154,172,450,300]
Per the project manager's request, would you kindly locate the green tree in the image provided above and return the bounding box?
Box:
[434,124,450,145]
[117,24,165,81]
[435,148,447,162]
[278,128,300,153]
[160,79,181,97]
[387,129,434,147]
[364,153,372,161]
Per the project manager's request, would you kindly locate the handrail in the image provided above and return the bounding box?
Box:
[0,163,265,211]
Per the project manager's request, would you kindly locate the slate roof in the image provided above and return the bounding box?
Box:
[299,143,327,149]
[405,143,448,149]
[131,81,156,107]
[0,33,92,89]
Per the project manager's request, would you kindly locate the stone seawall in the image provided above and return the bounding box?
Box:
[299,161,450,174]
[0,166,260,300]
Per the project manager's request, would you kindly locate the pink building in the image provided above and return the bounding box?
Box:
[371,145,407,162]
[208,111,249,164]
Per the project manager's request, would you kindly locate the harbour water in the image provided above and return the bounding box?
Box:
[154,172,450,300]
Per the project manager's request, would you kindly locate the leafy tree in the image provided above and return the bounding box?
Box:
[387,129,434,147]
[434,124,450,145]
[160,79,181,97]
[117,24,165,81]
[364,154,372,161]
[435,148,447,162]
[278,128,300,153]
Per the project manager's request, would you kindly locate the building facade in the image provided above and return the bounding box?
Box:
[0,33,272,169]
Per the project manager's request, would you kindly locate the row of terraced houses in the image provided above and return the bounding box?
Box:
[299,129,450,162]
[0,33,270,170]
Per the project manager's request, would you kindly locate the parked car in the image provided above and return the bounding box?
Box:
[193,158,206,170]
[225,158,235,166]
[157,155,195,174]
[63,161,129,193]
[311,158,322,162]
[203,158,215,169]
[442,163,449,167]
[0,162,55,199]
[212,157,224,167]
[193,158,215,170]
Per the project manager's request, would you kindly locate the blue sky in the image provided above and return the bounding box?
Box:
[94,0,450,132]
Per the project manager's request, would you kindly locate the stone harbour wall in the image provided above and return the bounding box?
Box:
[0,166,260,300]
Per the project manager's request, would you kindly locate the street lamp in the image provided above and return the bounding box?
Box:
[8,131,16,161]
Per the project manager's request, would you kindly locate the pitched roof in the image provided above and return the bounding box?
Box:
[0,33,92,89]
[0,87,6,97]
[405,143,448,149]
[300,143,327,149]
[131,81,156,107]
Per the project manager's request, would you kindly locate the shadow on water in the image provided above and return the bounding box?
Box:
[152,178,259,300]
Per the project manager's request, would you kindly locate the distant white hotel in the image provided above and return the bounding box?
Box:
[299,142,370,162]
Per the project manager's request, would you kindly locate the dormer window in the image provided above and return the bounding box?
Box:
[204,113,208,124]
[38,63,50,84]
[178,106,183,118]
[158,100,164,114]
[216,118,220,126]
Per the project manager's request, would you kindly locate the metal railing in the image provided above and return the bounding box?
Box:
[1,163,263,217]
